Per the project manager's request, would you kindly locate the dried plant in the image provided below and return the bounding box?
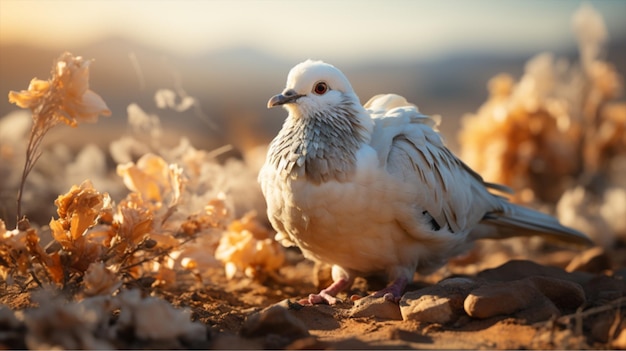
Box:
[215,211,285,280]
[459,4,624,206]
[458,4,626,246]
[2,51,277,295]
[1,6,625,349]
[1,148,281,296]
[8,52,111,221]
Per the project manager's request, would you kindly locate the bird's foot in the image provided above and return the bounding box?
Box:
[301,291,341,305]
[372,276,408,303]
[299,277,350,305]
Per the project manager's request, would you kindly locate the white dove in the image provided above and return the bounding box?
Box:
[258,60,592,305]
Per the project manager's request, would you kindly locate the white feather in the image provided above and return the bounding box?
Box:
[258,60,592,292]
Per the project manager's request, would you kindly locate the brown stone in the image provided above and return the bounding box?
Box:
[400,277,478,323]
[241,302,310,343]
[477,260,593,285]
[350,295,402,320]
[464,279,543,319]
[527,275,586,311]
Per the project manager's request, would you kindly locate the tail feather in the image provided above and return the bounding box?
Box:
[469,202,593,247]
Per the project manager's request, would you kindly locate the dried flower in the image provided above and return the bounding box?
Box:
[117,153,185,207]
[45,181,112,279]
[53,180,111,241]
[459,4,624,206]
[83,262,121,297]
[8,52,110,220]
[215,212,284,280]
[179,198,230,239]
[8,79,50,111]
[109,193,154,258]
[8,52,111,127]
[0,220,30,283]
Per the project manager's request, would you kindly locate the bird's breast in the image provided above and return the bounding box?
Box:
[260,145,420,273]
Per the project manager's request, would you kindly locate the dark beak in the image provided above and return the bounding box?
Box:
[267,89,304,108]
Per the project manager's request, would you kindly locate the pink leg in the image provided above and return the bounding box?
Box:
[372,276,408,302]
[301,277,351,305]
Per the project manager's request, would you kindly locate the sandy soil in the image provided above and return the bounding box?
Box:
[4,237,623,350]
[206,240,626,350]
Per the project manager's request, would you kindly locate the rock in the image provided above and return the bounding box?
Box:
[526,276,586,311]
[241,302,309,347]
[476,260,593,285]
[512,296,561,324]
[566,246,612,273]
[350,296,402,320]
[400,277,478,323]
[464,279,542,319]
[581,275,626,303]
[464,275,585,319]
[402,293,454,323]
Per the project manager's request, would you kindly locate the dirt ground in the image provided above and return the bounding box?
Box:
[4,236,624,350]
[1,14,625,345]
[199,240,626,350]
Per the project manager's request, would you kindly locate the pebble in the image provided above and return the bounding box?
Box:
[464,276,585,319]
[240,301,309,344]
[464,279,541,319]
[400,277,478,323]
[350,296,402,320]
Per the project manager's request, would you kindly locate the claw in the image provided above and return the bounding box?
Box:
[371,276,408,302]
[309,292,340,305]
[302,277,350,305]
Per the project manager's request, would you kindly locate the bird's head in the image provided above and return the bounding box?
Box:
[266,60,374,181]
[268,60,362,119]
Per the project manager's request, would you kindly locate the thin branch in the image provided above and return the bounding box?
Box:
[16,119,54,222]
[533,296,626,328]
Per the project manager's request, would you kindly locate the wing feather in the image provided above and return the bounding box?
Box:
[366,94,502,235]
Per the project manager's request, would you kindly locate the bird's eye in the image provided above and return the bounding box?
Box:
[313,81,328,95]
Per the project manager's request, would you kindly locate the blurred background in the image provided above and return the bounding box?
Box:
[1,0,625,241]
[1,0,625,153]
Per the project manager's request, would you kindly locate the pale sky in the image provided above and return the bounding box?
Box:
[1,0,625,62]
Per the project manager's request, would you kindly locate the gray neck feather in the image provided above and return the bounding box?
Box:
[268,99,366,184]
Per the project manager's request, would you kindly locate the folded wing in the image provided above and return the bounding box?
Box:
[365,94,591,246]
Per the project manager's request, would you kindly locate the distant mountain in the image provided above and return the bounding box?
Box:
[1,36,624,154]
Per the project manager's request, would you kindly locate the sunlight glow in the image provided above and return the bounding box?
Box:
[1,0,625,61]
